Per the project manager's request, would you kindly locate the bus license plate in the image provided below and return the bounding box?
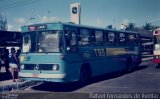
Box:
[32,73,39,78]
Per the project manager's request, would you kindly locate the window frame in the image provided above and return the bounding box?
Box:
[107,31,117,45]
[92,29,105,45]
[78,28,91,45]
[64,28,78,53]
[127,33,136,45]
[118,32,126,45]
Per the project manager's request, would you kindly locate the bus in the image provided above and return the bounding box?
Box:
[153,28,160,67]
[19,22,142,83]
[141,36,153,54]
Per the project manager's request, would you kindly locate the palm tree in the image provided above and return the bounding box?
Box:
[106,24,112,29]
[143,23,152,30]
[125,23,136,31]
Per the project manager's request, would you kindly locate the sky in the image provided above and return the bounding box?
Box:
[0,0,160,31]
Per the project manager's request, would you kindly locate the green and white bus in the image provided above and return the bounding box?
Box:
[19,22,142,83]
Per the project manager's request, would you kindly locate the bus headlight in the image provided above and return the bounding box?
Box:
[21,65,25,70]
[52,64,59,71]
[20,56,25,62]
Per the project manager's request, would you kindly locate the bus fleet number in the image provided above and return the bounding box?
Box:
[94,49,106,56]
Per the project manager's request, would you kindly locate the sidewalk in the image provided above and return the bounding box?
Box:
[0,76,36,92]
[0,66,33,92]
[0,79,21,86]
[0,66,16,82]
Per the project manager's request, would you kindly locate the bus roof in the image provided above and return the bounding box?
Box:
[22,22,139,34]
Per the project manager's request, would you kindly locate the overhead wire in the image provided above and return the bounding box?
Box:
[1,0,33,7]
[0,0,41,10]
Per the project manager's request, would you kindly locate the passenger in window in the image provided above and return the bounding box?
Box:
[108,35,115,43]
[129,35,135,40]
[129,35,136,45]
[68,38,77,52]
[70,39,76,46]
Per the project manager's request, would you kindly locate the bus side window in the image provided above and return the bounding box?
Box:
[65,30,78,53]
[107,32,116,45]
[24,36,30,44]
[79,28,90,45]
[119,33,126,45]
[23,35,31,52]
[135,34,141,45]
[92,30,104,45]
[128,34,136,45]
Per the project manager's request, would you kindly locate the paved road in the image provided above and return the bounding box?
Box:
[12,56,159,94]
[75,60,160,93]
[2,56,160,98]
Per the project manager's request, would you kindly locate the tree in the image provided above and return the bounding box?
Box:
[152,25,160,30]
[0,14,7,31]
[143,22,160,31]
[106,24,112,29]
[125,23,136,31]
[143,23,152,30]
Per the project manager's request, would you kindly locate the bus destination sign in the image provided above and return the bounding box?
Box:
[29,25,47,31]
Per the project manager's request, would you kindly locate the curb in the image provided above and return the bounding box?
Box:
[0,81,38,92]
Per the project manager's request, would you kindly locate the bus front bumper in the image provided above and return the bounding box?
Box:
[19,72,67,82]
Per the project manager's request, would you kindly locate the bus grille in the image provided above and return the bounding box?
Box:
[24,64,53,70]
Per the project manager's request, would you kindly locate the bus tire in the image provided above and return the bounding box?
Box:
[126,58,133,73]
[79,65,91,86]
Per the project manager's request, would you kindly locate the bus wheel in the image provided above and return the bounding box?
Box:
[126,59,134,73]
[79,66,91,85]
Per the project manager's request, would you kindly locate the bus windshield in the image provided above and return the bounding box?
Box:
[22,30,63,53]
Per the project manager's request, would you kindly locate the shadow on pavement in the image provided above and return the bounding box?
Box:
[156,65,160,69]
[32,82,83,92]
[135,65,148,71]
[31,65,148,92]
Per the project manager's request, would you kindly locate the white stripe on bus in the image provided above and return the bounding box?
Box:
[19,72,66,79]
